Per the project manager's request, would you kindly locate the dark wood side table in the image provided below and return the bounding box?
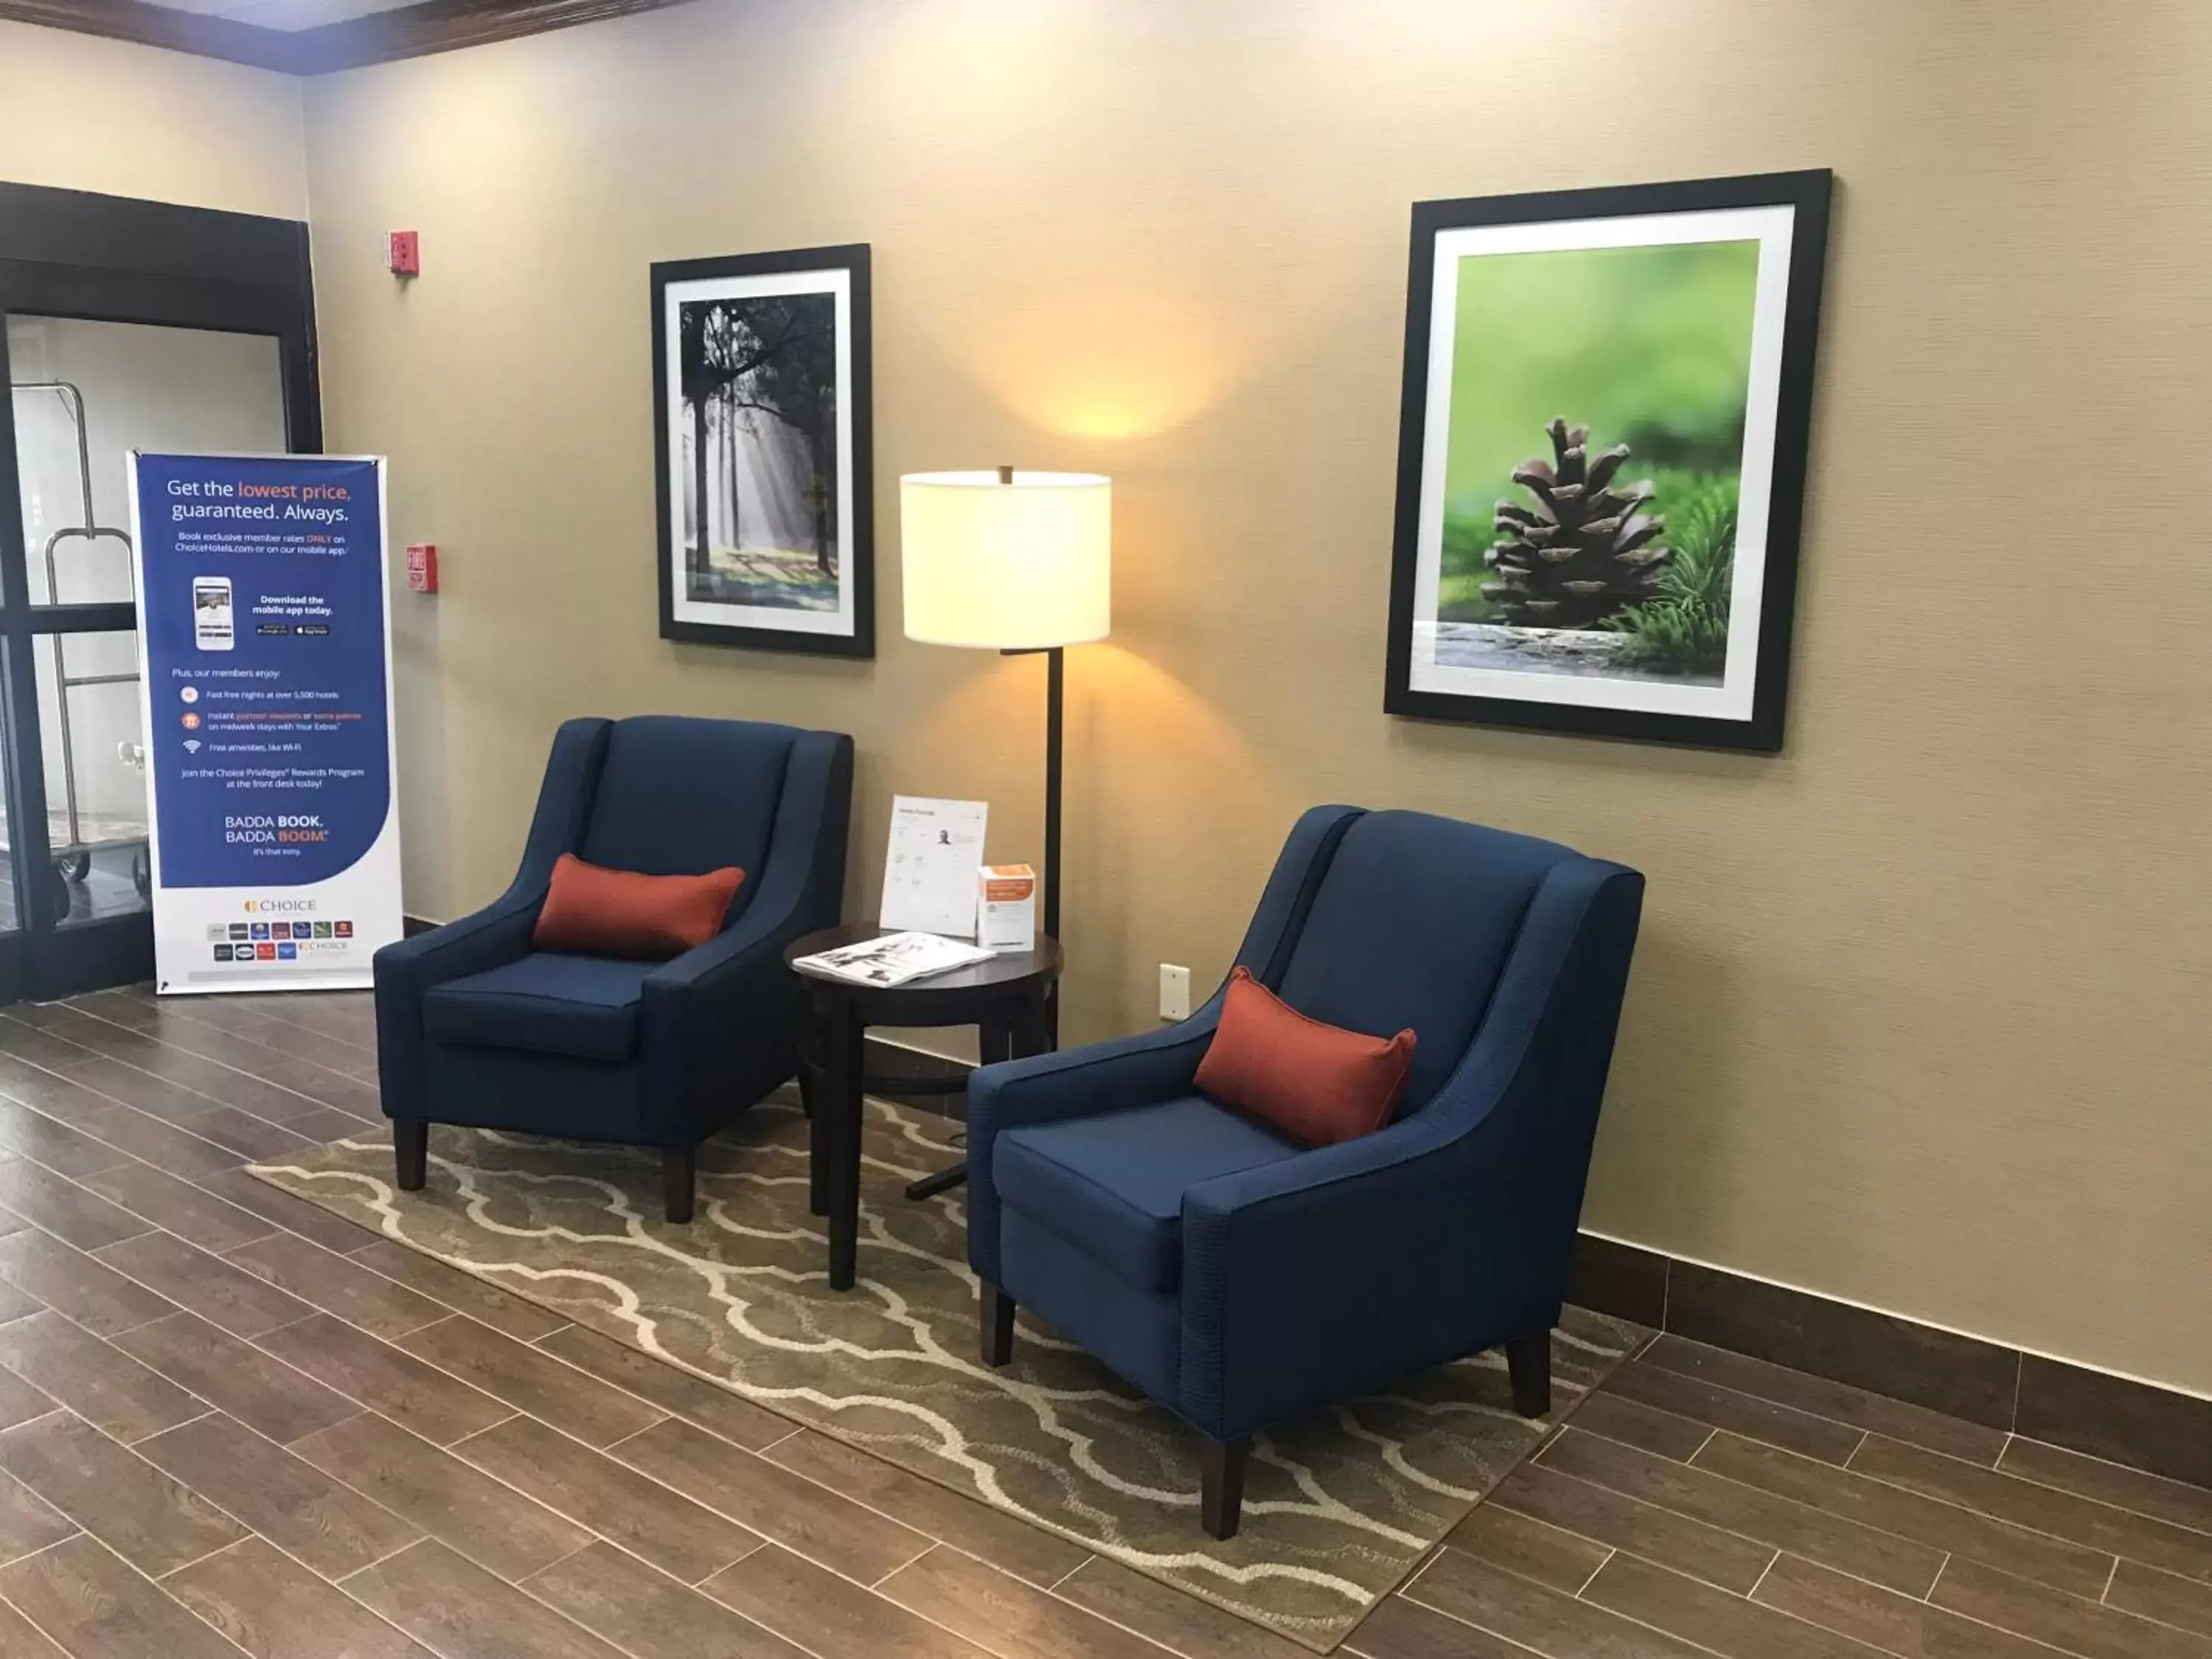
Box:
[785,924,1062,1291]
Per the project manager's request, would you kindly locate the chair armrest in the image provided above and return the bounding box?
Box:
[965,1013,1220,1284]
[1177,1111,1540,1439]
[637,906,811,1133]
[970,1014,1217,1135]
[371,891,542,1119]
[374,894,540,990]
[641,895,811,1026]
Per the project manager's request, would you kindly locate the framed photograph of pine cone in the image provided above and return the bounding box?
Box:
[1383,171,1831,751]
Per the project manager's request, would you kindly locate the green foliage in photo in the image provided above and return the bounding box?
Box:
[1435,238,1759,626]
[1605,471,1737,677]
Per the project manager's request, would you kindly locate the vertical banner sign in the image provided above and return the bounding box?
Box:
[128,453,402,993]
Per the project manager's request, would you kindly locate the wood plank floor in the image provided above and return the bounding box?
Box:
[0,989,2201,1658]
[1356,1342,2212,1659]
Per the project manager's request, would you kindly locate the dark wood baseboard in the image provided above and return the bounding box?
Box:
[861,1046,2212,1495]
[1566,1233,2212,1492]
[402,915,439,938]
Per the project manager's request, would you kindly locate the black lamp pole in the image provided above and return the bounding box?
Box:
[995,463,1064,961]
[999,640,1062,1044]
[1044,642,1063,942]
[1009,643,1064,940]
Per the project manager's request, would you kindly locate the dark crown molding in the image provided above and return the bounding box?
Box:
[0,0,696,74]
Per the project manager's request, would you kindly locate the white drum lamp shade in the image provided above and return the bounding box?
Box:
[900,470,1110,649]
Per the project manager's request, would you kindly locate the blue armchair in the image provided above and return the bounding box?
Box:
[967,806,1643,1537]
[374,715,852,1222]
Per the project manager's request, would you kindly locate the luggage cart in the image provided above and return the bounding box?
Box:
[6,380,150,913]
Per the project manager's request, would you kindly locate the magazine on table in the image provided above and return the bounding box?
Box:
[792,931,994,988]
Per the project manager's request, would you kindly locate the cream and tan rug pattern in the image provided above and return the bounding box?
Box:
[251,1093,1645,1650]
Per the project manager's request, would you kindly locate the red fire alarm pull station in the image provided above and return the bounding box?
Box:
[388,230,420,277]
[406,543,439,593]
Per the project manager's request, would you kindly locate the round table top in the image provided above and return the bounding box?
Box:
[784,923,1062,1009]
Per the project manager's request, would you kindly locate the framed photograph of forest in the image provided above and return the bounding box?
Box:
[1384,171,1831,751]
[652,245,874,655]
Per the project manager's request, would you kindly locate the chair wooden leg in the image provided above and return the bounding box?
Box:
[663,1144,696,1224]
[979,1282,1015,1367]
[393,1120,427,1191]
[1506,1329,1552,1418]
[1200,1436,1250,1540]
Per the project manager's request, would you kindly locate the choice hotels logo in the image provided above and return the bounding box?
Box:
[243,898,318,914]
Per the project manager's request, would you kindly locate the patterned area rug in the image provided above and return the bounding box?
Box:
[251,1093,1646,1650]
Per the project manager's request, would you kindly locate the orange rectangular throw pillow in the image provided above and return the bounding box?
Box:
[1194,966,1416,1147]
[532,853,745,961]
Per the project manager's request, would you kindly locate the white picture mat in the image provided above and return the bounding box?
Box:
[1406,204,1797,721]
[664,266,856,636]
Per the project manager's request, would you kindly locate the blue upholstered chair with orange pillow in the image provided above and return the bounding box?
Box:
[967,805,1643,1537]
[373,715,852,1222]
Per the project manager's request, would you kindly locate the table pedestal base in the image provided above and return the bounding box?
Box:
[904,1161,970,1200]
[791,950,1057,1291]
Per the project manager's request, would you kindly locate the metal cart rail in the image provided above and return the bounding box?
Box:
[7,380,150,903]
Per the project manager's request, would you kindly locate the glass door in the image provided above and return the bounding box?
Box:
[0,195,319,1001]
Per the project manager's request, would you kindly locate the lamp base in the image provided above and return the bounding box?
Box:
[904,1161,970,1200]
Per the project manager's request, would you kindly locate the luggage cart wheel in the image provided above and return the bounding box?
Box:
[46,864,72,920]
[131,846,153,897]
[55,850,91,883]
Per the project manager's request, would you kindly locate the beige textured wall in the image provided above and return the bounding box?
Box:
[300,0,2212,1393]
[0,21,305,218]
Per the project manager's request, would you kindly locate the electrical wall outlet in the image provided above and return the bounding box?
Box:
[1158,963,1192,1022]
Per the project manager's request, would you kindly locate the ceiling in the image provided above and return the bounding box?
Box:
[0,0,694,71]
[142,0,418,28]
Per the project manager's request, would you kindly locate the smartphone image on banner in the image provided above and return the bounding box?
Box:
[192,577,234,651]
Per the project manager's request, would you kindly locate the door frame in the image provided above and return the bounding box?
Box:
[0,182,319,1002]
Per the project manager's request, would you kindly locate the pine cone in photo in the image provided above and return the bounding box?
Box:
[1481,418,1672,628]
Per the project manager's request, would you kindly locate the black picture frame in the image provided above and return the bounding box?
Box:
[651,244,874,657]
[1383,171,1831,751]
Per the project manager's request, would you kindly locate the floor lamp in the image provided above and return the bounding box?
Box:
[898,466,1111,1195]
